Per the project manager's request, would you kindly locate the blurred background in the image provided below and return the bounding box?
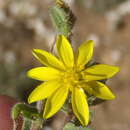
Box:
[0,0,129,130]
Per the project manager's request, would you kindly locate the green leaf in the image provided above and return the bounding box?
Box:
[80,127,93,130]
[50,4,75,37]
[22,118,32,130]
[63,123,76,130]
[63,123,94,130]
[11,103,42,120]
[11,103,43,130]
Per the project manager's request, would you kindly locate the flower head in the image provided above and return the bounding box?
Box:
[27,35,119,126]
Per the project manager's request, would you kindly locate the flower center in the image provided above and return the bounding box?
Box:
[62,68,82,86]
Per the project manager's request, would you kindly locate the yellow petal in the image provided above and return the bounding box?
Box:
[56,35,74,68]
[72,87,89,126]
[27,67,61,81]
[28,80,61,103]
[77,40,94,68]
[83,81,115,100]
[32,49,65,70]
[83,64,119,81]
[43,86,68,119]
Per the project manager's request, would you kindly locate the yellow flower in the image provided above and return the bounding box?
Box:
[27,35,119,126]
